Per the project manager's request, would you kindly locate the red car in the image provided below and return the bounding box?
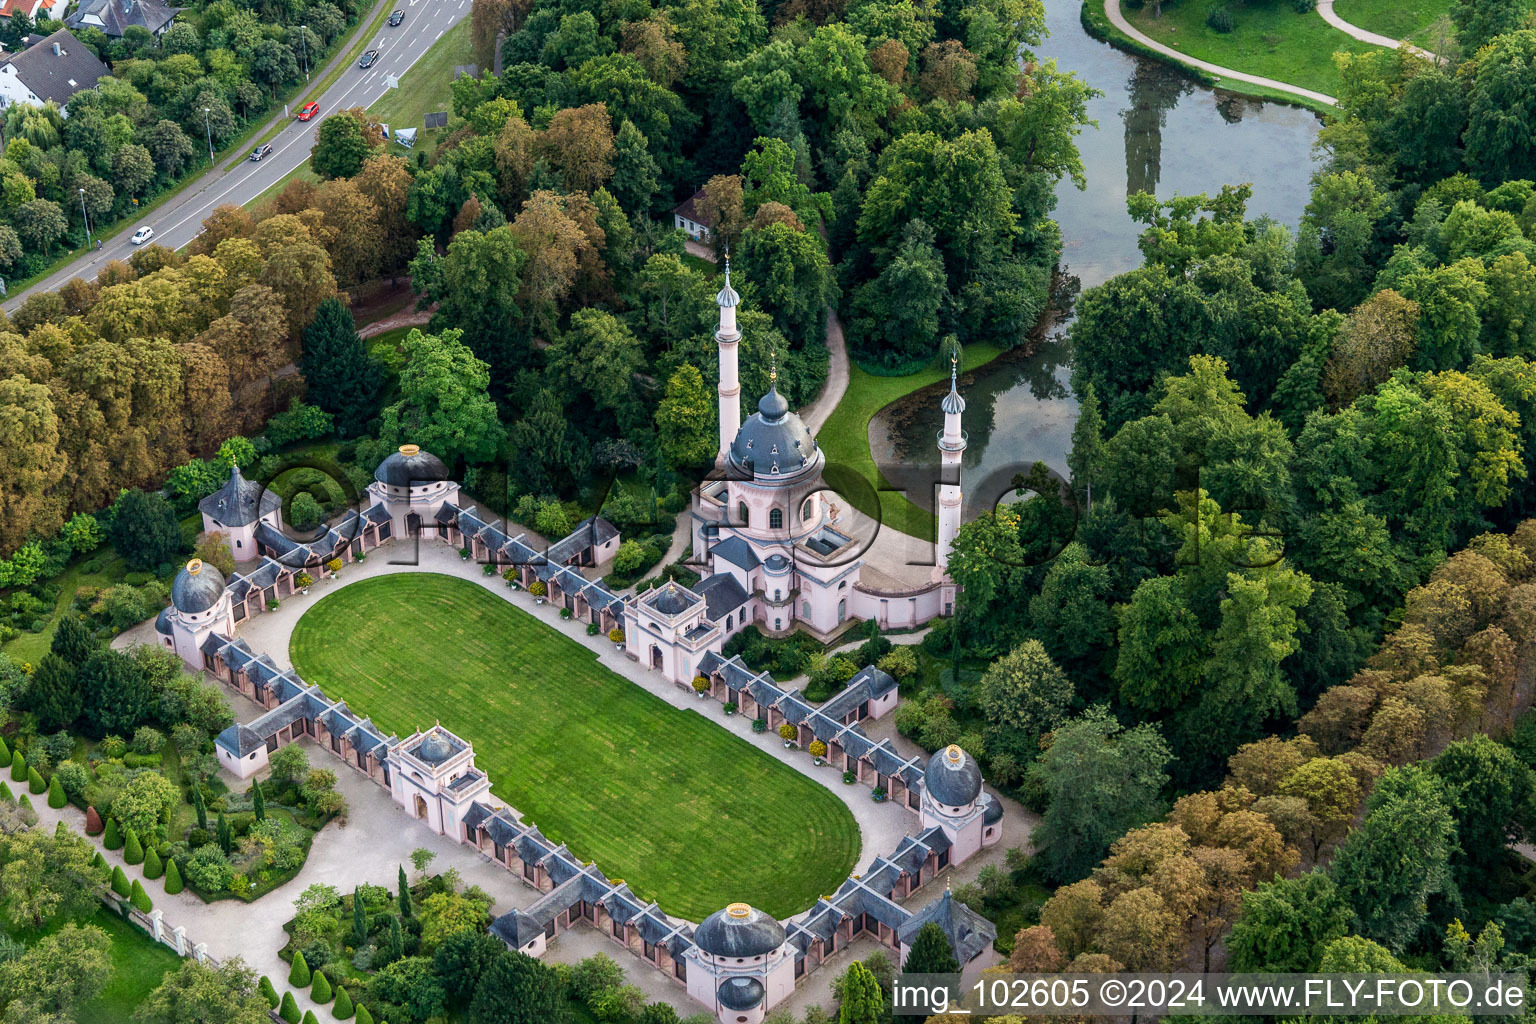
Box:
[297,101,319,121]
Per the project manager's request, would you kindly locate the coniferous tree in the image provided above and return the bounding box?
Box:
[289,950,311,987]
[103,817,123,850]
[192,784,207,830]
[144,846,164,879]
[353,887,368,944]
[354,1004,375,1024]
[258,975,279,1009]
[252,780,266,821]
[903,921,959,974]
[26,764,44,794]
[111,864,131,898]
[217,812,232,854]
[279,990,301,1023]
[9,750,24,781]
[50,615,101,667]
[28,653,82,731]
[837,961,885,1024]
[46,774,65,808]
[164,857,184,894]
[0,736,7,763]
[123,827,144,864]
[129,878,153,912]
[387,914,404,961]
[333,985,355,1019]
[311,970,333,1003]
[301,297,383,435]
[1067,381,1107,504]
[109,488,185,570]
[398,864,412,918]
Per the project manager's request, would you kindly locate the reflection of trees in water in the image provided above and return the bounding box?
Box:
[1213,89,1262,125]
[1122,60,1193,197]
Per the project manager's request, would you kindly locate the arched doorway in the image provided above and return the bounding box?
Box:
[837,599,846,623]
[413,794,428,820]
[406,512,422,536]
[651,645,664,670]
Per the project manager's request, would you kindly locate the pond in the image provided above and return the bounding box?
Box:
[872,0,1323,512]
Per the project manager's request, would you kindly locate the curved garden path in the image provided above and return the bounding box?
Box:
[1105,0,1340,106]
[1316,0,1437,57]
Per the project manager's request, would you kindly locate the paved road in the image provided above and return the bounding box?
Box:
[1105,0,1339,107]
[3,0,469,311]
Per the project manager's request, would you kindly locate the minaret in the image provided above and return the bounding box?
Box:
[935,356,966,573]
[716,256,742,456]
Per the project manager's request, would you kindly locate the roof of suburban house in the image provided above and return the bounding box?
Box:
[1,30,109,107]
[68,0,180,37]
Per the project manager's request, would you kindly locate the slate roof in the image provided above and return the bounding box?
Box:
[198,464,280,528]
[694,573,749,619]
[711,535,760,571]
[546,515,618,564]
[897,889,996,964]
[0,29,108,105]
[726,386,821,482]
[439,502,626,615]
[67,0,180,36]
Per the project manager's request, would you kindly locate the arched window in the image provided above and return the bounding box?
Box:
[769,508,783,530]
[738,502,749,527]
[802,601,811,618]
[802,498,815,521]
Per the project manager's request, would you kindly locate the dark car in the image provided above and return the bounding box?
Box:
[388,9,403,25]
[249,143,273,162]
[359,48,380,68]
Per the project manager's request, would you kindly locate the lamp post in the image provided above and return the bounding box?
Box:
[300,25,310,81]
[78,187,91,248]
[203,106,214,165]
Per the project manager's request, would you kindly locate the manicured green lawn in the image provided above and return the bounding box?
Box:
[818,344,1004,542]
[1332,0,1448,42]
[1125,0,1382,96]
[368,18,474,157]
[14,909,180,1024]
[289,573,861,919]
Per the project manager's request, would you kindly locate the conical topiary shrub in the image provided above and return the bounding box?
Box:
[279,991,301,1024]
[302,1011,319,1024]
[47,775,65,808]
[333,986,355,1019]
[258,976,279,1008]
[110,865,130,898]
[103,818,123,850]
[353,1005,374,1024]
[18,794,31,811]
[0,736,9,763]
[143,847,164,879]
[164,857,184,895]
[123,828,144,865]
[288,951,311,987]
[311,971,333,1004]
[10,751,26,781]
[0,781,12,802]
[26,765,44,794]
[84,805,103,834]
[129,878,153,912]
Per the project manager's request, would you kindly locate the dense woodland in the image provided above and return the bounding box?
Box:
[6,0,1536,1011]
[0,0,366,277]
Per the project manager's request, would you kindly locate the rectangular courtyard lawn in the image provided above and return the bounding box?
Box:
[289,572,861,920]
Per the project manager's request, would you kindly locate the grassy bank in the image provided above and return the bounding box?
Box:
[1332,0,1454,45]
[367,17,475,154]
[1121,0,1379,97]
[818,343,1005,542]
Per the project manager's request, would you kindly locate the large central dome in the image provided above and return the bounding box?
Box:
[726,385,822,484]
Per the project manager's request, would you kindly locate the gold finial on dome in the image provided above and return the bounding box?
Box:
[944,744,963,765]
[769,350,777,386]
[186,558,203,575]
[399,444,421,456]
[726,903,752,919]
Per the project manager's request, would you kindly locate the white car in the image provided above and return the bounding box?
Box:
[131,226,154,245]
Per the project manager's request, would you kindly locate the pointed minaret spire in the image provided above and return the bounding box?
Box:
[936,354,966,575]
[716,253,742,456]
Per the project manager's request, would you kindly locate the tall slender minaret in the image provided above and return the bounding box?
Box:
[935,356,966,574]
[716,256,742,456]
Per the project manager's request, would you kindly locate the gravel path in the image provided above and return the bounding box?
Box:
[1316,0,1436,57]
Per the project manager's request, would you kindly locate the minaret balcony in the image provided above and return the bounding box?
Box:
[937,429,968,454]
